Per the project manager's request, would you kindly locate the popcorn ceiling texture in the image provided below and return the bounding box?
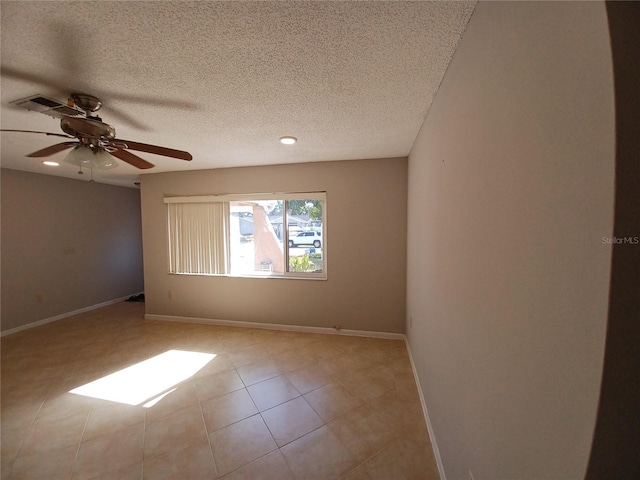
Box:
[1,1,476,186]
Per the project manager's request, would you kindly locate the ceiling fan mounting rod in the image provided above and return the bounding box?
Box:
[70,93,102,114]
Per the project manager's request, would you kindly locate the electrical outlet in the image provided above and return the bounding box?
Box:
[167,289,172,299]
[36,293,44,303]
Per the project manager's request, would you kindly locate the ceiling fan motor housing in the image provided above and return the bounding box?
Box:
[60,116,115,141]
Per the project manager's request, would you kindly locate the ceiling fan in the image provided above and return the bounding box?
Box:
[1,93,192,170]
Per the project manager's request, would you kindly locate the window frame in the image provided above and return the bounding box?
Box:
[164,192,327,280]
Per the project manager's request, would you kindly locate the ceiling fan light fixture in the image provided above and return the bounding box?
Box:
[42,160,59,167]
[279,136,297,145]
[64,146,118,170]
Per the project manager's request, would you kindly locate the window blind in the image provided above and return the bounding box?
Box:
[167,202,230,274]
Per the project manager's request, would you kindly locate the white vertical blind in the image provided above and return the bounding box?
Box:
[167,203,230,274]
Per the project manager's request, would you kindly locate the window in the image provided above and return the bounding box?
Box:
[165,193,326,279]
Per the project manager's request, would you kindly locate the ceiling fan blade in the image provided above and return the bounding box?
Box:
[1,129,72,138]
[102,108,150,132]
[51,23,84,78]
[1,64,150,131]
[26,142,77,157]
[109,148,155,170]
[1,65,71,93]
[114,139,193,161]
[2,64,197,109]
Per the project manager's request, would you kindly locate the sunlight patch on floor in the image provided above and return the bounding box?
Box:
[70,350,216,406]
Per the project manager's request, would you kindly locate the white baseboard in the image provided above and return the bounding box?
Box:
[405,337,447,480]
[0,292,144,337]
[144,313,406,340]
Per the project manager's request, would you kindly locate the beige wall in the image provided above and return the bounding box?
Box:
[407,2,614,479]
[1,169,144,332]
[140,158,407,333]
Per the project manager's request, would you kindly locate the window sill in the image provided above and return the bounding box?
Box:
[168,272,328,281]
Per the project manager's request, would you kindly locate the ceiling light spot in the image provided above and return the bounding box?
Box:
[42,161,59,167]
[279,136,297,145]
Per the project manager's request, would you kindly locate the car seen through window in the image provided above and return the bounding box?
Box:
[288,231,322,248]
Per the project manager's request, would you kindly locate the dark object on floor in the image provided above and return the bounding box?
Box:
[126,294,145,302]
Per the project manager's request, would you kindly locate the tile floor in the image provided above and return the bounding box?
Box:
[1,302,439,480]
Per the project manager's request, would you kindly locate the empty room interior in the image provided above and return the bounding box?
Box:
[1,2,638,480]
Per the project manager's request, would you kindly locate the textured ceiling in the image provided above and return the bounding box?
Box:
[1,1,475,187]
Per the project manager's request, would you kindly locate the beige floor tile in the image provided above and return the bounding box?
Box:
[302,340,346,361]
[391,341,410,359]
[209,414,277,477]
[367,390,426,438]
[143,438,215,480]
[33,392,94,424]
[247,375,301,412]
[261,396,324,447]
[285,364,334,394]
[143,405,208,458]
[1,302,432,480]
[0,402,42,431]
[227,344,270,368]
[318,355,365,379]
[0,378,53,407]
[328,405,397,463]
[2,463,13,480]
[280,425,358,480]
[194,353,235,378]
[273,333,325,351]
[380,356,415,381]
[82,401,145,442]
[144,381,200,421]
[170,332,226,354]
[19,410,88,456]
[362,437,440,480]
[220,450,295,480]
[86,461,142,480]
[303,383,361,423]
[218,330,262,350]
[236,359,282,386]
[271,349,315,373]
[394,373,423,401]
[336,367,395,403]
[262,336,300,356]
[72,423,144,480]
[9,443,77,480]
[195,368,245,401]
[368,360,396,385]
[0,427,27,473]
[339,464,373,480]
[333,350,378,373]
[201,388,258,433]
